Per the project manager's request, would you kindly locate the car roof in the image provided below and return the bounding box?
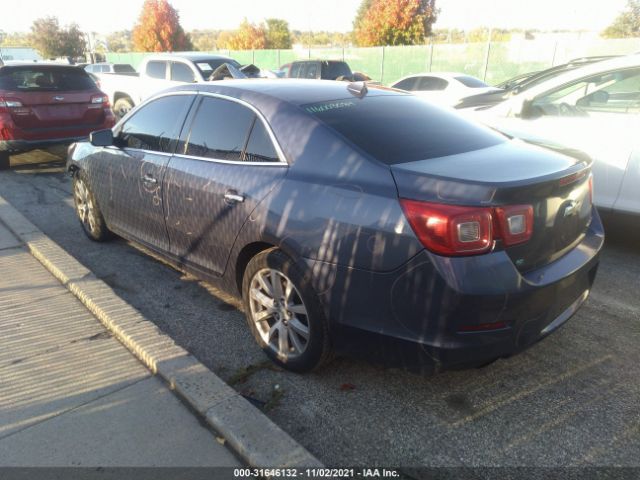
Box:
[146,53,236,62]
[0,62,84,70]
[291,59,347,64]
[169,78,404,107]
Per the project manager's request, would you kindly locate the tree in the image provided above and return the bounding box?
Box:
[216,31,235,50]
[189,29,219,51]
[30,16,86,58]
[265,19,291,49]
[132,0,192,52]
[63,24,86,58]
[352,0,374,42]
[106,30,133,52]
[353,0,438,46]
[220,20,266,50]
[0,31,32,47]
[602,0,640,38]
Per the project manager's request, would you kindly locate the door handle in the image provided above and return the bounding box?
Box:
[142,174,157,185]
[224,191,245,204]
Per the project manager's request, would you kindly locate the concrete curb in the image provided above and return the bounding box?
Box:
[0,194,322,468]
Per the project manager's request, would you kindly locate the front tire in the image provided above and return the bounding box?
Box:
[242,249,332,372]
[73,171,112,242]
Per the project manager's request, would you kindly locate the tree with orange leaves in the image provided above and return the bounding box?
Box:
[354,0,437,46]
[132,0,192,52]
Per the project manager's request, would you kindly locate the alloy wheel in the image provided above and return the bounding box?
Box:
[74,179,97,235]
[249,268,311,360]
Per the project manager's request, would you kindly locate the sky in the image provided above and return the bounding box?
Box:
[0,0,629,34]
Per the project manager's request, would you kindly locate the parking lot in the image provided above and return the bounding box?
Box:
[2,150,639,468]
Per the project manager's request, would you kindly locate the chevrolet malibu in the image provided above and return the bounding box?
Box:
[66,80,603,373]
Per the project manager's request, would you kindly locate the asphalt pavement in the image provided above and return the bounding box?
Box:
[1,149,638,469]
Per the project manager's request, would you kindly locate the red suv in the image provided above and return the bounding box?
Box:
[0,64,115,169]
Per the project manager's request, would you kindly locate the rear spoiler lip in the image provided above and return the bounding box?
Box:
[391,144,593,206]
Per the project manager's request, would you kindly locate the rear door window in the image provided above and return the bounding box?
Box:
[146,61,167,79]
[171,62,195,82]
[416,76,448,91]
[184,97,255,161]
[118,95,194,153]
[304,63,318,79]
[289,63,303,78]
[393,77,418,91]
[244,120,279,162]
[321,62,352,80]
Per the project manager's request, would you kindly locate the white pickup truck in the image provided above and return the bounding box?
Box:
[97,53,242,119]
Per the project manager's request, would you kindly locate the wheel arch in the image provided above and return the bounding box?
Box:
[234,241,277,296]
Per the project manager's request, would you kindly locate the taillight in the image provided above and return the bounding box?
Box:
[0,97,24,112]
[588,175,593,206]
[91,94,107,104]
[0,97,30,117]
[494,205,534,246]
[400,199,493,256]
[400,199,535,256]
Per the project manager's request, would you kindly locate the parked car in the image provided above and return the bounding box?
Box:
[85,63,137,76]
[288,60,353,80]
[98,53,242,119]
[391,72,501,106]
[468,54,640,216]
[456,56,617,110]
[0,63,115,169]
[67,80,602,373]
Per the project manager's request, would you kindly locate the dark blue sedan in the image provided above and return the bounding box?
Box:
[67,80,603,373]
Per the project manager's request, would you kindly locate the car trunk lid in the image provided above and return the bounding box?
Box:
[391,141,593,272]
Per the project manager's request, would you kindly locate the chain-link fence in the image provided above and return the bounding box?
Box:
[106,37,640,86]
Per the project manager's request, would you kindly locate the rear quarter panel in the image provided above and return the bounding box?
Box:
[228,108,423,279]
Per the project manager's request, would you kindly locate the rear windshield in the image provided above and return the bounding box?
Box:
[0,66,95,92]
[113,64,136,73]
[195,59,242,78]
[303,95,505,165]
[321,62,352,80]
[455,75,489,88]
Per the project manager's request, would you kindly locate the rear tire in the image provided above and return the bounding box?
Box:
[73,171,112,242]
[113,97,134,120]
[242,248,333,372]
[0,152,10,170]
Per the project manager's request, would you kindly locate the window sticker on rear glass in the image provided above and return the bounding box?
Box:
[304,100,356,114]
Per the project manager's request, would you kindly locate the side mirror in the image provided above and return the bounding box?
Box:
[90,129,114,147]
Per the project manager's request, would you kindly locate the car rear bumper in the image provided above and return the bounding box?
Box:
[307,207,604,374]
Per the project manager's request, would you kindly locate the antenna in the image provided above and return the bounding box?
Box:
[347,81,368,98]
